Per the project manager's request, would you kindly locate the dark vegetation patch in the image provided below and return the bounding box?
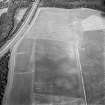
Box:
[0,50,11,105]
[0,1,8,9]
[40,0,105,12]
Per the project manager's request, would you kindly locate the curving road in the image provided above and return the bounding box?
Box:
[0,0,40,57]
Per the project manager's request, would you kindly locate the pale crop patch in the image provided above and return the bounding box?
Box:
[82,15,105,31]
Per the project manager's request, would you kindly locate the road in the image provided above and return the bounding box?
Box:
[0,0,40,57]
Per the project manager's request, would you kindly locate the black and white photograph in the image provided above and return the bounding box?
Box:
[0,0,105,105]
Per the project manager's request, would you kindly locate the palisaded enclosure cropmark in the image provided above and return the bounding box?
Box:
[3,8,105,105]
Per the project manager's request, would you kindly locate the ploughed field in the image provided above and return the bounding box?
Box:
[5,8,105,105]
